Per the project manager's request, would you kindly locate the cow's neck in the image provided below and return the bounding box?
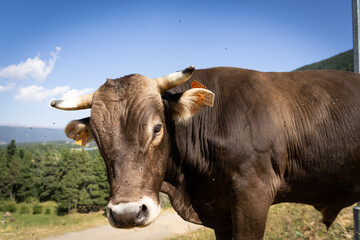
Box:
[160,179,202,224]
[161,118,217,225]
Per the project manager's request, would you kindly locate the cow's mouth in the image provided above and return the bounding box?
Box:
[107,196,161,228]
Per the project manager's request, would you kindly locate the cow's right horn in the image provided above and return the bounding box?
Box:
[50,93,94,110]
[155,66,195,93]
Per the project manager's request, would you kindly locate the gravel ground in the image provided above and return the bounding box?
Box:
[41,211,202,240]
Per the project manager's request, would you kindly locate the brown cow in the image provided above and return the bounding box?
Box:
[51,66,360,239]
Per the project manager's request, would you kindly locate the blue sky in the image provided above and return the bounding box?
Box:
[0,0,354,128]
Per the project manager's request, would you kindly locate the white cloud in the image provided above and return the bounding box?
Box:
[15,85,94,103]
[0,47,61,82]
[61,88,94,99]
[3,47,94,104]
[15,85,69,103]
[0,83,15,92]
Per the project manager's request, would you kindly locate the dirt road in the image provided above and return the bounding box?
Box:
[42,211,202,240]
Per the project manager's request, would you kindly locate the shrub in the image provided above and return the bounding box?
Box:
[32,204,43,214]
[20,205,30,214]
[4,202,17,213]
[77,205,91,213]
[45,208,51,215]
[0,201,5,212]
[56,204,69,216]
[159,193,171,209]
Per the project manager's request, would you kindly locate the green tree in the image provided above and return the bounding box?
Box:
[37,150,59,201]
[56,168,81,214]
[55,148,83,214]
[5,140,20,200]
[0,142,109,212]
[0,148,12,199]
[15,150,35,202]
[77,150,92,212]
[86,153,109,211]
[6,139,17,159]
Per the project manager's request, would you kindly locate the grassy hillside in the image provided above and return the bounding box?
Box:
[295,49,353,72]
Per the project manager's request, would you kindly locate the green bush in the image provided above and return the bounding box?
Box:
[159,193,171,209]
[32,204,43,214]
[56,204,68,216]
[45,208,51,215]
[20,205,30,214]
[4,202,17,213]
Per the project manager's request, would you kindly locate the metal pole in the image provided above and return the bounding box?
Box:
[353,0,360,239]
[354,0,360,73]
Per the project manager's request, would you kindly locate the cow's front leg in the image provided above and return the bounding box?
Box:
[214,229,233,240]
[230,174,276,240]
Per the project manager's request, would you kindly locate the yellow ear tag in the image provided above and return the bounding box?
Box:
[191,80,215,107]
[196,91,215,107]
[75,131,88,146]
[191,80,206,89]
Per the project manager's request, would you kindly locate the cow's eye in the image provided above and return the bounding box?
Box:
[154,124,162,134]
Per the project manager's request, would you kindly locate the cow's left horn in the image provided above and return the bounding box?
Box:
[50,93,94,110]
[155,66,195,93]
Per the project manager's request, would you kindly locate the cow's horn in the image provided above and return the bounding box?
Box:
[50,93,94,110]
[155,66,195,93]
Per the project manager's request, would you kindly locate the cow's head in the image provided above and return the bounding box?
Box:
[50,66,214,228]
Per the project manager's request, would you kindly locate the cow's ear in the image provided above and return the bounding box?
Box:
[65,117,93,146]
[171,88,215,122]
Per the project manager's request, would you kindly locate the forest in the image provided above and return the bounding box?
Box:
[295,49,353,72]
[0,140,109,215]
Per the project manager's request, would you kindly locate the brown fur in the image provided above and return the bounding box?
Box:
[64,67,360,239]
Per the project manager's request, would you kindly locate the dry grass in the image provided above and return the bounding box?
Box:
[168,203,355,240]
[265,203,354,240]
[0,212,107,240]
[168,227,215,240]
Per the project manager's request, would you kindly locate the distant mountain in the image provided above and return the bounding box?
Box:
[295,49,353,72]
[0,126,68,144]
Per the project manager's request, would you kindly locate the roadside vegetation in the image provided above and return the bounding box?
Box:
[0,140,109,214]
[0,140,174,240]
[0,140,109,240]
[0,201,107,240]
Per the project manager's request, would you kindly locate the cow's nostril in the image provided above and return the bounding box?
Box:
[135,204,149,224]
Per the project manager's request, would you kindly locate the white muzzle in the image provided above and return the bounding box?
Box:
[107,196,161,228]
